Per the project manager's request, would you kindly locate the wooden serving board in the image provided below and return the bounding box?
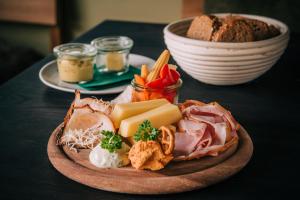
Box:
[47,123,253,194]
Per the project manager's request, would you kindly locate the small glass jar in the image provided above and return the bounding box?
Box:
[91,36,133,75]
[54,43,97,83]
[131,79,182,104]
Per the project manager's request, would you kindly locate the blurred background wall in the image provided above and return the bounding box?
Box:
[0,0,182,55]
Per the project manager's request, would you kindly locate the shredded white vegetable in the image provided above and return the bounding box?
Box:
[88,97,113,115]
[61,124,103,152]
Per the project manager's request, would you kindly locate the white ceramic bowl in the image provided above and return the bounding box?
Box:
[164,13,289,85]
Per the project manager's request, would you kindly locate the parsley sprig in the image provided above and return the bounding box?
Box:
[133,120,160,142]
[100,130,122,153]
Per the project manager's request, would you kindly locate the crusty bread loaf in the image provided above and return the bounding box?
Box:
[186,14,281,42]
[212,17,254,42]
[268,25,281,38]
[244,18,271,41]
[187,15,221,41]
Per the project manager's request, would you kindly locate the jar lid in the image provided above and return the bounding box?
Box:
[53,43,97,58]
[91,36,134,51]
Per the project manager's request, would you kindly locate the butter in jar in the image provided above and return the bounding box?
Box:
[91,36,133,74]
[53,43,97,83]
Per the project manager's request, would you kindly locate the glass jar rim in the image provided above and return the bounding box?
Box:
[131,78,182,91]
[53,43,97,58]
[91,36,134,51]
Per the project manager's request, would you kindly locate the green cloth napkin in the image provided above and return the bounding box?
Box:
[78,65,140,91]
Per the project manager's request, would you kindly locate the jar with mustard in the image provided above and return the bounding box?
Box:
[54,43,97,83]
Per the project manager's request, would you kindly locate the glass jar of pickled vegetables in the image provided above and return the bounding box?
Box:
[131,79,182,104]
[54,43,97,83]
[91,36,133,75]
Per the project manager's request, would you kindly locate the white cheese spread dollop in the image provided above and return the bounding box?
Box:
[89,142,130,168]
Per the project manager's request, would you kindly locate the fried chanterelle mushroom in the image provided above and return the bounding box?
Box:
[128,125,175,170]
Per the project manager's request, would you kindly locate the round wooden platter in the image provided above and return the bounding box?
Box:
[47,123,253,194]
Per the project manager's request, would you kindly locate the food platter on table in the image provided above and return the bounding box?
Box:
[47,50,253,194]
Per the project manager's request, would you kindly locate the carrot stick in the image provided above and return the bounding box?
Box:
[134,74,145,86]
[141,64,149,79]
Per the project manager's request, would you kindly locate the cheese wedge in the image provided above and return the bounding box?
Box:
[119,104,182,137]
[111,99,169,128]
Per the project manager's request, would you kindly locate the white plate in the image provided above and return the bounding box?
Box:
[39,54,155,94]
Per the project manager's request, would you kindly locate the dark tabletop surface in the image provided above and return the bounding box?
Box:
[0,20,299,200]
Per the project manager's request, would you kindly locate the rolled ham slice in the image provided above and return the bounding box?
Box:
[174,100,239,161]
[175,120,207,156]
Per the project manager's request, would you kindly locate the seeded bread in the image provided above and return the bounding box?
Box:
[212,17,254,42]
[268,25,281,37]
[244,19,272,40]
[186,14,281,42]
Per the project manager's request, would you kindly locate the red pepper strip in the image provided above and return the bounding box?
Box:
[160,64,172,80]
[147,76,176,89]
[146,77,165,89]
[159,64,167,78]
[163,91,177,103]
[170,69,180,83]
[147,64,181,89]
[160,64,175,85]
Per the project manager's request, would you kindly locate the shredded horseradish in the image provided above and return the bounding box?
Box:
[60,124,103,152]
[89,97,113,115]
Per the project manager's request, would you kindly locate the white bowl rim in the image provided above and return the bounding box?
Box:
[168,47,284,61]
[165,34,289,52]
[165,37,288,56]
[164,13,289,49]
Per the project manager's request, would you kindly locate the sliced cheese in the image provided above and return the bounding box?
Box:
[119,103,182,137]
[110,99,169,128]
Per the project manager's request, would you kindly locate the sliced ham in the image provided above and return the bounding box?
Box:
[184,103,238,130]
[174,120,207,156]
[174,100,239,161]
